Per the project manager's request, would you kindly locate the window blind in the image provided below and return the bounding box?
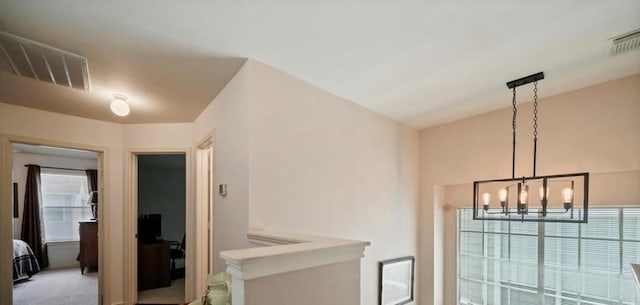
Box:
[41,171,92,242]
[458,208,639,305]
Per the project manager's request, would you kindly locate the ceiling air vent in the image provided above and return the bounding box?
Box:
[608,28,640,57]
[0,31,90,91]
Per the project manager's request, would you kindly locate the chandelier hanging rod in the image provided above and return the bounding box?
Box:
[505,71,545,179]
[506,72,545,89]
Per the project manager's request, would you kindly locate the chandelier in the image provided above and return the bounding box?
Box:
[473,72,589,223]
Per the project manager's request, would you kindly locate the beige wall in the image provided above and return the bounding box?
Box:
[418,74,640,304]
[123,123,194,149]
[246,60,419,305]
[193,60,420,305]
[193,61,254,273]
[245,260,361,305]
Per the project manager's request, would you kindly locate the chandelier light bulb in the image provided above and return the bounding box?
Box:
[110,94,130,117]
[539,186,549,200]
[482,192,491,208]
[562,188,573,203]
[519,189,528,204]
[498,188,508,202]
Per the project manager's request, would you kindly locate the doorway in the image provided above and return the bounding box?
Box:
[8,142,103,305]
[135,154,187,304]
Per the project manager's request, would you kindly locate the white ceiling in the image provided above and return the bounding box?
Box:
[0,1,639,127]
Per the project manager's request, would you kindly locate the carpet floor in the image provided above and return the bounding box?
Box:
[137,278,185,304]
[13,268,98,305]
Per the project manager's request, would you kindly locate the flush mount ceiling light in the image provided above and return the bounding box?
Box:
[110,94,130,117]
[473,72,589,223]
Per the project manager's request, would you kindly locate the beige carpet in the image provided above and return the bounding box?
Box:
[137,278,185,304]
[13,268,98,305]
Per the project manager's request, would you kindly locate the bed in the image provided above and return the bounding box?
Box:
[13,239,40,280]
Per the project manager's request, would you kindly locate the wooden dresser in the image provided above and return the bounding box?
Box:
[138,240,171,290]
[78,220,98,274]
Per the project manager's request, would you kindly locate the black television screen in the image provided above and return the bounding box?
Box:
[138,214,161,240]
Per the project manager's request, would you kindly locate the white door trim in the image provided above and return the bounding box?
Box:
[124,148,192,305]
[195,134,214,296]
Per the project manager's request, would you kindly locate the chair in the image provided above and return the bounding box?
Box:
[169,234,185,279]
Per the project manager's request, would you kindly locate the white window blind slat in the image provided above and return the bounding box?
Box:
[543,266,580,292]
[486,234,509,259]
[510,220,538,235]
[581,271,620,301]
[623,208,640,241]
[486,284,504,305]
[486,258,511,284]
[620,274,635,303]
[581,209,619,239]
[485,220,510,234]
[458,207,639,305]
[41,172,92,242]
[460,231,483,256]
[623,241,640,276]
[543,294,578,305]
[508,288,538,305]
[510,235,538,264]
[545,221,579,237]
[544,237,579,268]
[459,278,484,305]
[581,239,620,273]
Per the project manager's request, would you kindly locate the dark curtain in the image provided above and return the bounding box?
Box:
[85,169,98,219]
[20,165,48,268]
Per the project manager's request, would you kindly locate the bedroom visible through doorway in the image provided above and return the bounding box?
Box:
[11,143,100,305]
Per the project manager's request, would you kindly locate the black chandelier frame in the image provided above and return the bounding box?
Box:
[472,72,590,223]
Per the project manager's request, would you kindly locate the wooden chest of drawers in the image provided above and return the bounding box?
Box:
[138,240,171,291]
[78,221,98,274]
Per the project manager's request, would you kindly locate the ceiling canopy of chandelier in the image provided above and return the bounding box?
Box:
[473,72,589,223]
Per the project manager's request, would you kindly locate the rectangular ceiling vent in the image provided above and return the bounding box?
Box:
[608,28,640,57]
[0,31,90,91]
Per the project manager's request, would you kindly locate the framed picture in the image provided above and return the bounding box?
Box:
[379,256,415,305]
[13,183,18,218]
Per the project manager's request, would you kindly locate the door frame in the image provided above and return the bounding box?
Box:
[195,135,214,295]
[124,148,192,304]
[0,134,108,305]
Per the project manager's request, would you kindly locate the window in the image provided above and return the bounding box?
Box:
[458,208,640,305]
[41,171,92,242]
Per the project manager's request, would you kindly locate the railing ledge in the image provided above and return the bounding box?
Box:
[220,229,370,280]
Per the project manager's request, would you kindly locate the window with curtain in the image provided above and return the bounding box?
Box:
[458,207,640,305]
[41,170,92,242]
